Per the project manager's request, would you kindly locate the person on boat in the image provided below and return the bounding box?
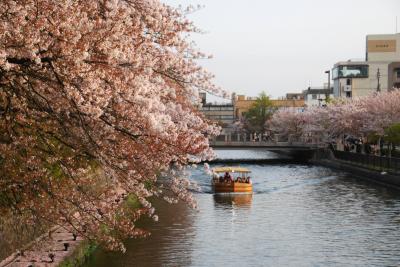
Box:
[224,172,233,183]
[223,172,229,182]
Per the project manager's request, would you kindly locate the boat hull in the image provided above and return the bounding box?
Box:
[212,181,252,193]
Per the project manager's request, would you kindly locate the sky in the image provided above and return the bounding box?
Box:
[163,0,400,101]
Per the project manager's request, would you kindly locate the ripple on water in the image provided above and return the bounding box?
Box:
[86,150,400,267]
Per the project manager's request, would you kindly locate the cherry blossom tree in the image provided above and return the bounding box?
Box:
[269,91,400,145]
[269,109,306,140]
[0,0,224,251]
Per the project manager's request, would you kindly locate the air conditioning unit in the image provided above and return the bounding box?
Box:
[343,85,352,92]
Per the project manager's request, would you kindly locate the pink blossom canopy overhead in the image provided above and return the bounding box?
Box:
[0,0,223,251]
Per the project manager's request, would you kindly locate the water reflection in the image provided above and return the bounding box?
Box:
[213,193,252,208]
[86,151,400,267]
[86,198,195,267]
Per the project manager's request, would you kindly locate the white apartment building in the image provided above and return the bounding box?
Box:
[198,92,235,126]
[333,33,400,98]
[303,86,334,107]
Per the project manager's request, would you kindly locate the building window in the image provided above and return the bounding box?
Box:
[338,65,369,78]
[396,69,400,79]
[346,79,351,86]
[346,91,352,98]
[332,67,339,79]
[312,94,317,100]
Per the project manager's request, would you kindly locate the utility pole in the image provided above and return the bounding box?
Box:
[377,68,381,92]
[325,70,331,103]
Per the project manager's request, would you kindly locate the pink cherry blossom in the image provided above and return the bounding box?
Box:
[270,91,400,142]
[0,0,222,251]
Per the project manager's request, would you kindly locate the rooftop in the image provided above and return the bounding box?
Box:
[303,87,333,95]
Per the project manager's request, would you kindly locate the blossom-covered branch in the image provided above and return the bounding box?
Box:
[0,0,223,251]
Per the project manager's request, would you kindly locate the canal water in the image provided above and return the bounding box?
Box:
[86,150,400,267]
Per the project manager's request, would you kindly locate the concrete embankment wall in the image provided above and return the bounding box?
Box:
[310,149,400,189]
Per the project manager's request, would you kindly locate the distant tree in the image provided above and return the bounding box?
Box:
[384,123,400,157]
[244,92,276,132]
[325,95,333,105]
[384,123,400,145]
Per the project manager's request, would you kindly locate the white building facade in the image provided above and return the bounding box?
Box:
[333,33,400,98]
[303,86,334,107]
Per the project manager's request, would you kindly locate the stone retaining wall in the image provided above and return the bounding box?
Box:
[311,149,400,188]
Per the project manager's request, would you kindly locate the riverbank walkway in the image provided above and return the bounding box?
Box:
[0,226,82,267]
[0,186,128,267]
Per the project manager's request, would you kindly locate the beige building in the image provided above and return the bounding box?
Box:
[367,34,400,62]
[286,93,305,100]
[234,95,305,120]
[333,33,400,98]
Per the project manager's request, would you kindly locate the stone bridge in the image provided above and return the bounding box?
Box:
[209,133,325,158]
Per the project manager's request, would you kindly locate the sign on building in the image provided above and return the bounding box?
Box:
[367,40,397,53]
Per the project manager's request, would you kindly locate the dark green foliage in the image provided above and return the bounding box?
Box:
[58,241,98,267]
[384,123,400,145]
[123,194,141,210]
[244,91,276,132]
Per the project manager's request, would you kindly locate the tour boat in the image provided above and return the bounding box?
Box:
[211,166,252,193]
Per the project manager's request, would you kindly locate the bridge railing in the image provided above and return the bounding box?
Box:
[210,133,326,147]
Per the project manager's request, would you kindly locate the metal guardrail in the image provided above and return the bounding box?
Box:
[210,141,320,149]
[333,150,400,173]
[211,133,323,148]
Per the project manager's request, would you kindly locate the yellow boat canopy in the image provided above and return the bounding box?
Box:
[212,166,251,173]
